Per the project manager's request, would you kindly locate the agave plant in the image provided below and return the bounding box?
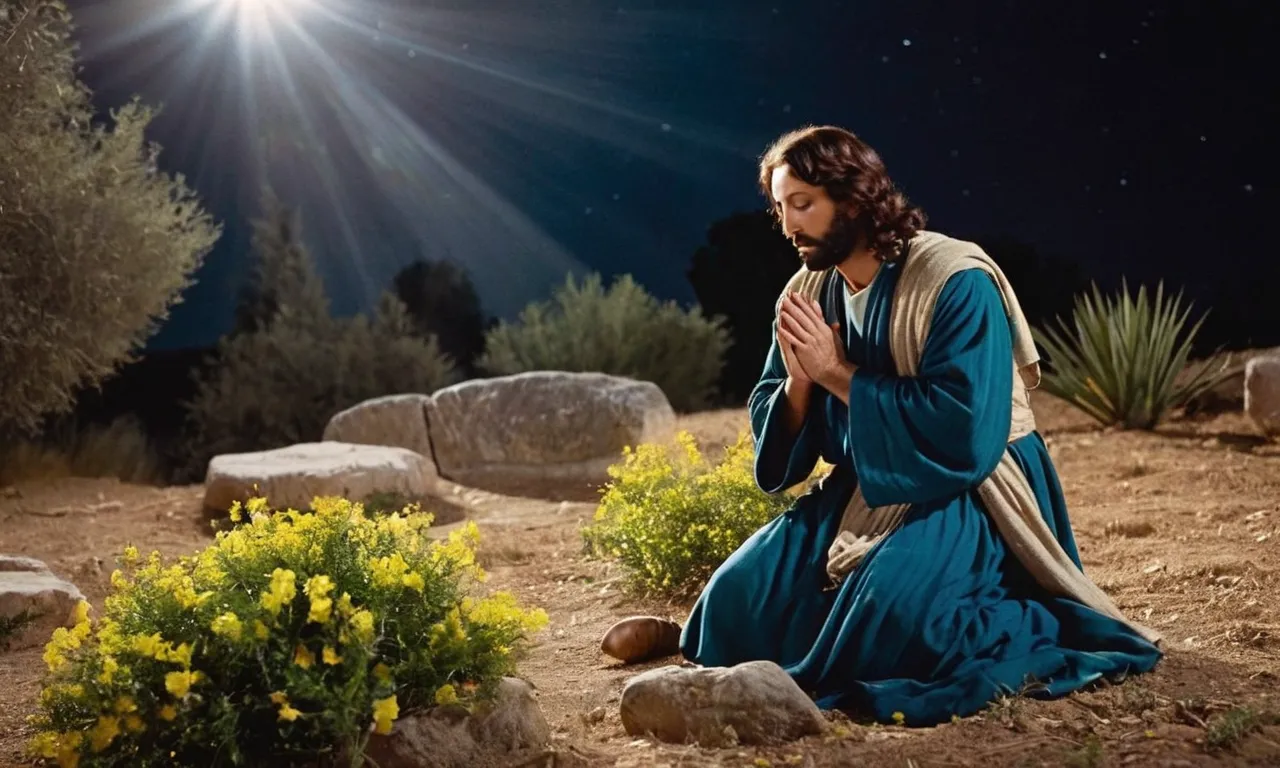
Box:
[1031,279,1233,429]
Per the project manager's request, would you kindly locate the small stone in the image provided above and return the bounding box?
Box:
[363,677,549,768]
[1,561,85,651]
[1106,520,1156,538]
[619,661,825,747]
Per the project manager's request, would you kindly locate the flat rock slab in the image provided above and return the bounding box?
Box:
[620,661,827,747]
[1,556,85,652]
[322,394,438,466]
[426,371,675,495]
[203,442,439,514]
[363,677,551,768]
[0,555,50,573]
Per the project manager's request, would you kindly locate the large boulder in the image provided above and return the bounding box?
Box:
[1,556,85,652]
[202,442,439,514]
[619,661,827,747]
[425,372,676,497]
[363,677,550,768]
[322,394,436,463]
[1244,352,1280,438]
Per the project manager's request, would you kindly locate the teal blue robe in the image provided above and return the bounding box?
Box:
[678,262,1162,726]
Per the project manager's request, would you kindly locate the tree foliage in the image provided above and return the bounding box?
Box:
[0,0,221,434]
[232,188,328,335]
[391,258,488,373]
[479,272,730,412]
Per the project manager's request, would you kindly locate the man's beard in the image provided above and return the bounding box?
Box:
[794,211,864,271]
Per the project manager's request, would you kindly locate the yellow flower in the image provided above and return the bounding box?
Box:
[322,646,342,665]
[52,732,83,768]
[164,642,193,669]
[252,620,269,641]
[261,568,297,616]
[434,683,458,706]
[112,696,137,714]
[228,500,243,522]
[72,600,91,626]
[270,691,303,721]
[122,545,139,566]
[41,617,90,673]
[335,592,354,619]
[304,574,335,624]
[371,553,410,588]
[348,610,375,645]
[164,670,202,698]
[158,705,178,721]
[372,695,399,734]
[294,644,315,669]
[99,652,121,686]
[211,612,242,641]
[27,731,59,759]
[891,711,906,725]
[402,572,425,592]
[89,715,120,752]
[373,662,392,682]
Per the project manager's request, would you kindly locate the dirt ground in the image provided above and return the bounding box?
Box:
[2,393,1279,767]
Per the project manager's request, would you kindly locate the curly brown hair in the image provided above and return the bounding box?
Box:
[758,125,926,262]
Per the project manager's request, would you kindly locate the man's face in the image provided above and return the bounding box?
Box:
[769,164,861,271]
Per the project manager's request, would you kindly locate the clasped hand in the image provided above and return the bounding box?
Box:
[777,292,849,393]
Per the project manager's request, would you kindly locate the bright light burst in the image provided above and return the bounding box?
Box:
[66,0,758,324]
[226,0,310,35]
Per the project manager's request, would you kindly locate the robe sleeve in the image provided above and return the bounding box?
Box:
[748,315,822,494]
[845,269,1014,507]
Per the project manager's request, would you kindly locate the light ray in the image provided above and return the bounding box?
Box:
[64,0,767,322]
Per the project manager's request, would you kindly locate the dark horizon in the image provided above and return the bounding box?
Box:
[61,0,1275,353]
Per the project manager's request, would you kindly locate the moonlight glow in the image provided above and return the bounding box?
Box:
[60,0,749,323]
[225,0,310,34]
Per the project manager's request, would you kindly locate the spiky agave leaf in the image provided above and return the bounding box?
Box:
[1031,279,1233,429]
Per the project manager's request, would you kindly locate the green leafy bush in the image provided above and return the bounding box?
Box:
[1,1,221,434]
[582,430,823,598]
[28,496,548,767]
[478,273,731,412]
[1032,280,1233,429]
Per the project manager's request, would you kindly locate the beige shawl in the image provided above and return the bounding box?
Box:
[779,230,1161,645]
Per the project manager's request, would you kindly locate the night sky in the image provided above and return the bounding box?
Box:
[62,0,1274,351]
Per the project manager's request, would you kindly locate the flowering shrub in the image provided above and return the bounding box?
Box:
[582,430,824,599]
[27,497,548,767]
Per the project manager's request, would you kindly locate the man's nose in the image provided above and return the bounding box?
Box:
[781,211,799,238]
